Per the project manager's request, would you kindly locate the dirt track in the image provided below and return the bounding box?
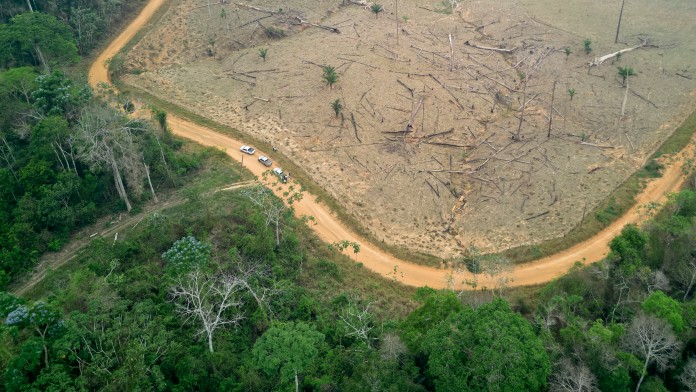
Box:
[88,0,693,289]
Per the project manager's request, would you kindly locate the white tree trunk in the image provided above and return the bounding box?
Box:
[144,162,158,203]
[34,45,48,73]
[111,156,132,212]
[635,355,650,392]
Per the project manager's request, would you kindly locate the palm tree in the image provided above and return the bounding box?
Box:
[583,38,592,54]
[331,99,342,117]
[258,48,268,61]
[617,66,635,86]
[322,66,338,89]
[371,3,384,18]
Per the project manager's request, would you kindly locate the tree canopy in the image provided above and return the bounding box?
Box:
[424,298,551,391]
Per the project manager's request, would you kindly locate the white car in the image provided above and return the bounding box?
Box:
[258,156,272,167]
[240,145,255,155]
[272,167,288,183]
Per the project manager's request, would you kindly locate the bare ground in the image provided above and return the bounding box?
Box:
[122,0,696,259]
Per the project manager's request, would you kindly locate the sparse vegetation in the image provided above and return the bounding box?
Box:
[583,38,592,54]
[618,66,635,86]
[259,47,268,61]
[331,98,342,117]
[370,3,384,18]
[322,65,339,89]
[264,26,286,38]
[567,88,576,100]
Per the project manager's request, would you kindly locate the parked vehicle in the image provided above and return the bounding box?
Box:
[272,167,288,183]
[258,156,272,167]
[240,145,255,155]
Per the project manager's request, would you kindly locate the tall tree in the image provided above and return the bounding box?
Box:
[75,105,146,212]
[623,314,681,392]
[549,359,598,392]
[0,12,78,71]
[424,298,550,391]
[169,266,245,353]
[252,321,325,392]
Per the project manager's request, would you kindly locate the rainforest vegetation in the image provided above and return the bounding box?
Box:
[2,3,696,392]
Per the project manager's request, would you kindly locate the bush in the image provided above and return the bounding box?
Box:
[264,26,286,39]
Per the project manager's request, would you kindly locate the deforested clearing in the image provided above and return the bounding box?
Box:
[123,0,696,258]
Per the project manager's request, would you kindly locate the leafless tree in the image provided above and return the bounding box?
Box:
[243,186,286,246]
[673,257,696,300]
[232,256,278,321]
[482,255,513,296]
[76,106,147,212]
[623,314,682,392]
[549,359,598,392]
[679,358,696,392]
[379,333,408,363]
[339,295,376,347]
[0,135,18,180]
[169,267,245,353]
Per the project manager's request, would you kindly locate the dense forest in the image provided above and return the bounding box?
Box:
[2,3,696,392]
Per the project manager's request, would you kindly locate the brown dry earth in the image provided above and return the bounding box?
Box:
[88,0,694,289]
[122,0,696,259]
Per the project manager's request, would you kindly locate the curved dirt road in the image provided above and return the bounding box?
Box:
[89,0,693,289]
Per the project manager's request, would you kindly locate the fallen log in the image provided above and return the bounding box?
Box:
[525,210,549,221]
[397,79,415,97]
[404,96,425,133]
[234,3,279,14]
[429,74,465,110]
[464,41,517,53]
[425,179,440,198]
[293,16,340,33]
[580,141,618,149]
[351,113,362,143]
[589,40,649,67]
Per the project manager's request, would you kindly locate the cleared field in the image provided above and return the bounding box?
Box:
[123,0,696,259]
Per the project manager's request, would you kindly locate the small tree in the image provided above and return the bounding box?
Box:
[617,66,635,86]
[583,38,592,54]
[565,88,576,130]
[322,65,338,89]
[331,99,342,117]
[370,3,384,18]
[161,235,211,275]
[563,47,572,59]
[258,48,268,61]
[243,186,286,246]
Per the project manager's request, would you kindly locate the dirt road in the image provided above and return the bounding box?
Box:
[89,0,692,289]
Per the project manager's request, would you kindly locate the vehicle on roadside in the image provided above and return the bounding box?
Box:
[272,167,288,184]
[258,156,272,167]
[240,145,255,155]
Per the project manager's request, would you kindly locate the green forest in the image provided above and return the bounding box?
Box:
[2,3,696,392]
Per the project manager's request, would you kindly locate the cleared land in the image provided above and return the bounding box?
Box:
[122,0,695,259]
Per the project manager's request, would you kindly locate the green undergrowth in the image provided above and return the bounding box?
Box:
[24,147,417,320]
